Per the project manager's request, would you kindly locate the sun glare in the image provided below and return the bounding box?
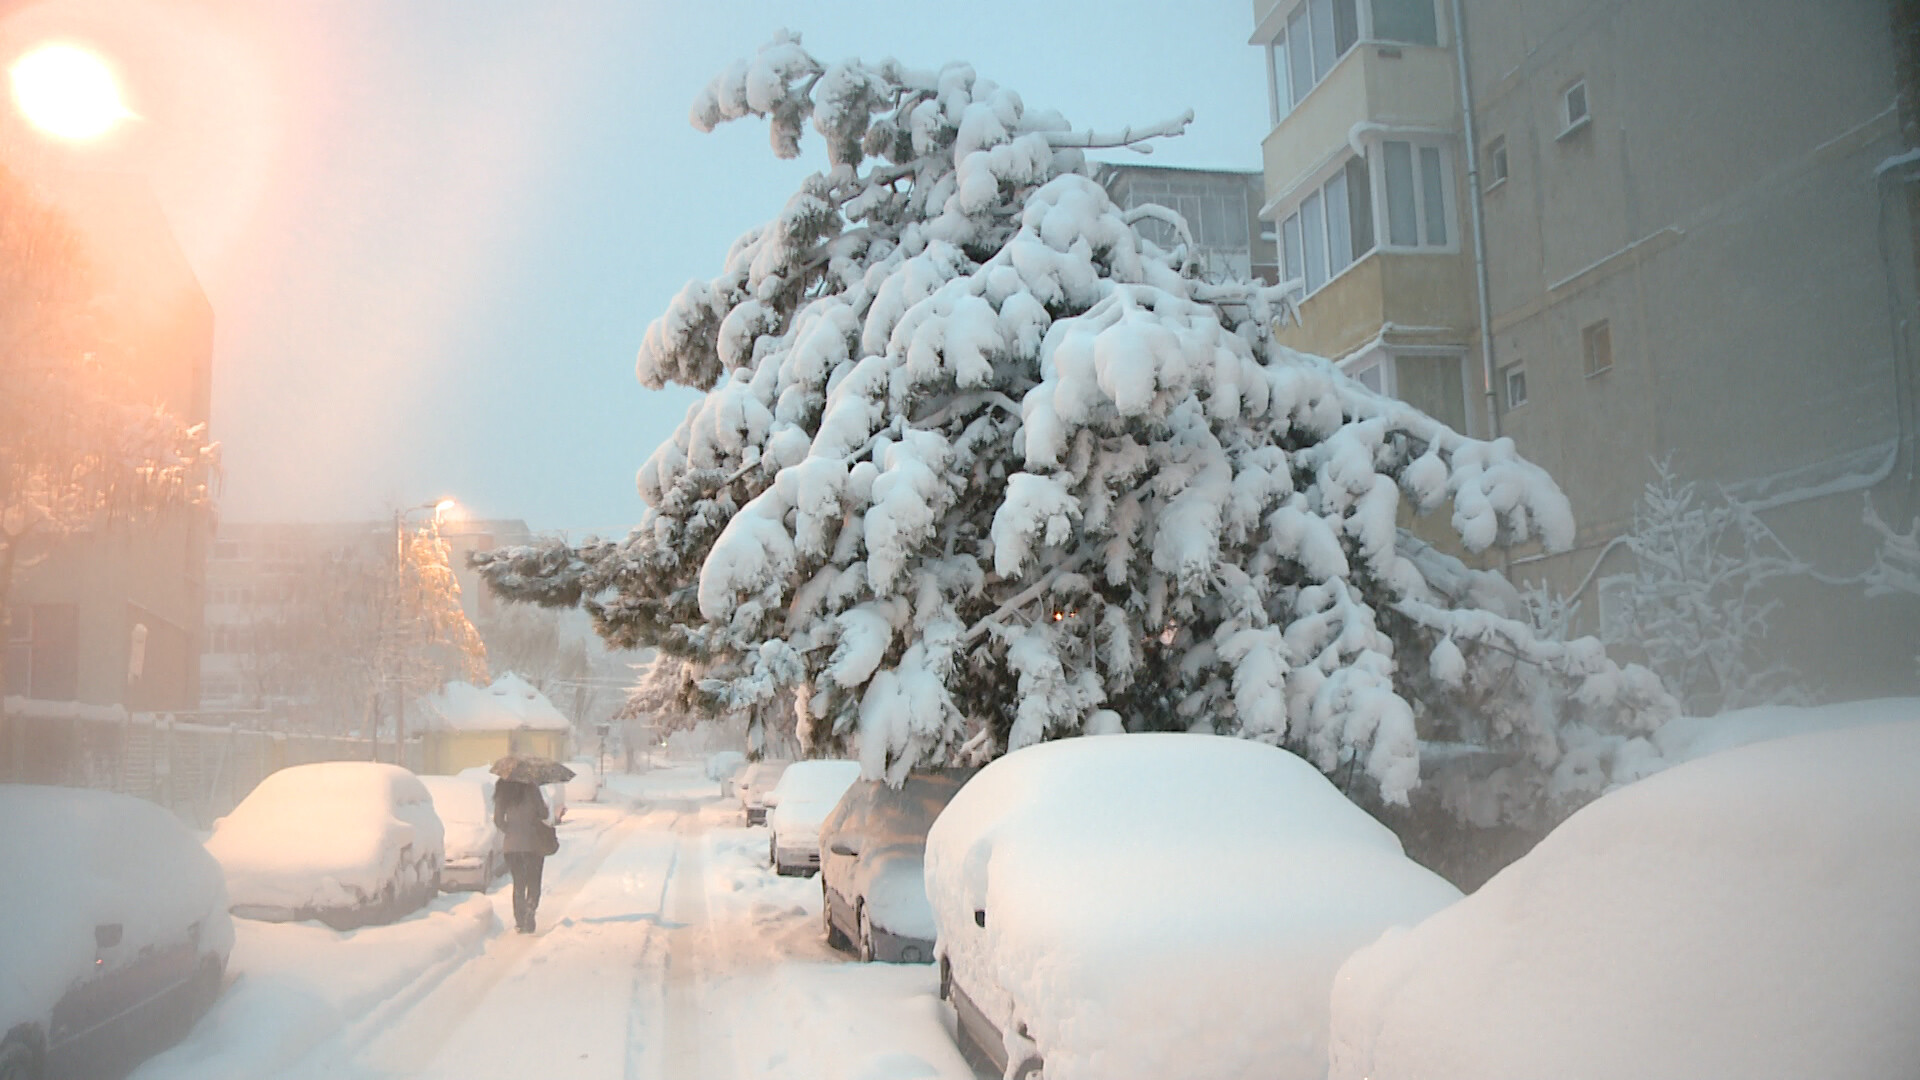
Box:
[9,42,135,140]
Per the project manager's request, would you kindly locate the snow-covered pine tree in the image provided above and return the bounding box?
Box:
[475,34,1673,806]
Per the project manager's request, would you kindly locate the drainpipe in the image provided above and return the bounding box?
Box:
[1450,0,1500,438]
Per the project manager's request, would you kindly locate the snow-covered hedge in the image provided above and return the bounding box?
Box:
[474,34,1672,809]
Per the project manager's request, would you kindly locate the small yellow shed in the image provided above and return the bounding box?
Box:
[417,674,572,775]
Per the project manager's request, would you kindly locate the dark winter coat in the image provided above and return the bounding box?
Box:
[494,781,552,855]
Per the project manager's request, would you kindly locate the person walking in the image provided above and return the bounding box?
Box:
[493,778,554,933]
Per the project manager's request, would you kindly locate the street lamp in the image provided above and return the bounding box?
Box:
[386,498,455,765]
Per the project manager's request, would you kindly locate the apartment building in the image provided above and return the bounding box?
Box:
[1250,0,1919,694]
[1094,162,1280,283]
[200,517,531,712]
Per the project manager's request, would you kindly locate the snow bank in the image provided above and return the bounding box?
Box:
[208,763,446,916]
[1328,718,1920,1080]
[924,734,1459,1080]
[417,673,570,732]
[0,786,234,1038]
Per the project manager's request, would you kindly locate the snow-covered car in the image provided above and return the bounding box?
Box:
[765,759,862,877]
[707,750,747,796]
[735,759,791,825]
[563,758,601,804]
[419,774,503,891]
[820,768,975,962]
[0,786,234,1080]
[925,734,1462,1080]
[207,762,445,930]
[1327,717,1920,1080]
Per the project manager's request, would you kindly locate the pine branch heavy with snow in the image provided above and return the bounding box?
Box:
[476,35,1673,805]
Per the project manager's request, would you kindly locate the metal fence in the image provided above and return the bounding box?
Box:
[1,702,422,828]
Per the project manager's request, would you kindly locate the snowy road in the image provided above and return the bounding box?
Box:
[135,765,982,1080]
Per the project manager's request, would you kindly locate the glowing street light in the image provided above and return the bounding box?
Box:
[9,43,137,141]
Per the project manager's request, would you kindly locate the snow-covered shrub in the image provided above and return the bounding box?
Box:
[474,34,1672,808]
[1614,461,1811,714]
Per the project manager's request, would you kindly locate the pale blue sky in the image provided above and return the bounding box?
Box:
[6,1,1270,537]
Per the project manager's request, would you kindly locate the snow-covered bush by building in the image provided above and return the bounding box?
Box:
[1327,712,1920,1080]
[1608,461,1811,713]
[474,33,1673,808]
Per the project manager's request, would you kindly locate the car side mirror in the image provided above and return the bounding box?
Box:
[762,792,781,807]
[95,923,123,949]
[830,839,859,858]
[973,909,987,928]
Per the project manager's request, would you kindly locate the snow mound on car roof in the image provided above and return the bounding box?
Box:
[1328,714,1920,1080]
[924,733,1459,1080]
[207,762,443,912]
[0,786,233,1036]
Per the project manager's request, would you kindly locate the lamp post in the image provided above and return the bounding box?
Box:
[387,498,454,766]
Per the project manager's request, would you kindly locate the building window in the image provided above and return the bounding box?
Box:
[1371,0,1438,45]
[5,603,79,700]
[1561,80,1590,136]
[1596,574,1636,643]
[1582,320,1613,377]
[1504,364,1527,408]
[1280,157,1376,297]
[1348,357,1393,394]
[1485,135,1508,190]
[1267,0,1438,121]
[1380,140,1451,248]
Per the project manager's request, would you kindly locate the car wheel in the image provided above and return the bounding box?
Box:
[857,903,875,963]
[0,1027,42,1080]
[822,883,849,950]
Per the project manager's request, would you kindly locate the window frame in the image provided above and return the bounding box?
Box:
[1484,134,1509,191]
[1374,138,1458,252]
[1559,79,1591,138]
[1503,363,1527,408]
[1277,155,1378,302]
[1582,319,1613,378]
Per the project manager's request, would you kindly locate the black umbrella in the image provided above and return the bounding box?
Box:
[491,754,576,784]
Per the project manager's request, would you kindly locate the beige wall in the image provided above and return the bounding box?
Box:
[1467,0,1919,693]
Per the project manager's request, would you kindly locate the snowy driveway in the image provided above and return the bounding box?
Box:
[133,765,983,1080]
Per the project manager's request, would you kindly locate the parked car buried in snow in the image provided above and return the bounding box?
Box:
[419,774,503,892]
[820,768,975,963]
[766,760,862,877]
[563,758,601,804]
[923,734,1462,1080]
[707,750,747,796]
[1325,716,1920,1080]
[207,762,445,930]
[0,786,235,1080]
[735,759,791,826]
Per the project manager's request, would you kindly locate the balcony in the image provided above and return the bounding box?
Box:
[1260,41,1462,213]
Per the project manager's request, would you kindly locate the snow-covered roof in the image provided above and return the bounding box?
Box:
[418,673,571,733]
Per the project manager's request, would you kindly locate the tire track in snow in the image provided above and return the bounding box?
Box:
[337,804,670,1078]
